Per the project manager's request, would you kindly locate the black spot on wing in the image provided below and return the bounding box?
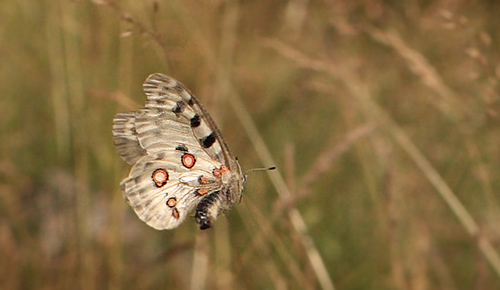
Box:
[172,84,184,93]
[156,99,166,105]
[172,101,185,114]
[200,132,216,148]
[175,144,188,152]
[190,114,201,128]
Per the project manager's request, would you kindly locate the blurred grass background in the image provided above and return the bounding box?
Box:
[1,0,500,289]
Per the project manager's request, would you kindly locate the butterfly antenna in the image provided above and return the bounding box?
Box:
[243,166,276,176]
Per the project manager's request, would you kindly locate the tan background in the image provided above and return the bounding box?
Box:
[1,0,500,289]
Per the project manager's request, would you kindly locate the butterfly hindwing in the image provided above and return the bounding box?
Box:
[112,112,147,165]
[120,151,222,230]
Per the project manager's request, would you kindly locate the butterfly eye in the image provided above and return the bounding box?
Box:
[152,169,169,187]
[181,153,196,168]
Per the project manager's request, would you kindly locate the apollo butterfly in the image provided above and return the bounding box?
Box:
[113,73,244,230]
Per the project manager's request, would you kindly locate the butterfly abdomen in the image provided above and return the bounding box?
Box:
[194,191,222,230]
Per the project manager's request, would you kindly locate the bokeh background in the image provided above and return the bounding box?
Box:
[2,0,500,289]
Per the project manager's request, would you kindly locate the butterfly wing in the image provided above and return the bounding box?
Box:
[112,112,147,165]
[120,151,222,230]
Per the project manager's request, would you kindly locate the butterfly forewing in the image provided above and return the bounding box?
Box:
[142,74,226,163]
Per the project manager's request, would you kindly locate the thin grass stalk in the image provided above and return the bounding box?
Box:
[270,123,376,224]
[46,0,70,161]
[59,1,96,288]
[282,0,309,42]
[237,202,292,288]
[190,231,209,290]
[284,143,296,194]
[242,201,308,286]
[366,28,465,121]
[106,7,138,289]
[297,123,376,197]
[45,2,78,289]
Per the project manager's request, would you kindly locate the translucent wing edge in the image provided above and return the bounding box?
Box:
[113,112,147,165]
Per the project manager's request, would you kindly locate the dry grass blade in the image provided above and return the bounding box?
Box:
[93,0,166,49]
[275,123,376,214]
[365,27,466,121]
[282,0,309,41]
[240,201,307,286]
[190,231,209,290]
[299,123,377,193]
[92,89,139,110]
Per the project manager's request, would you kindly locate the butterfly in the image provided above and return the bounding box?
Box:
[113,73,244,230]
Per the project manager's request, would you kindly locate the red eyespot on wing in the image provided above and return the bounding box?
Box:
[181,153,196,169]
[152,169,168,187]
[196,188,208,196]
[166,197,177,207]
[172,208,180,219]
[213,165,228,178]
[199,175,210,184]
